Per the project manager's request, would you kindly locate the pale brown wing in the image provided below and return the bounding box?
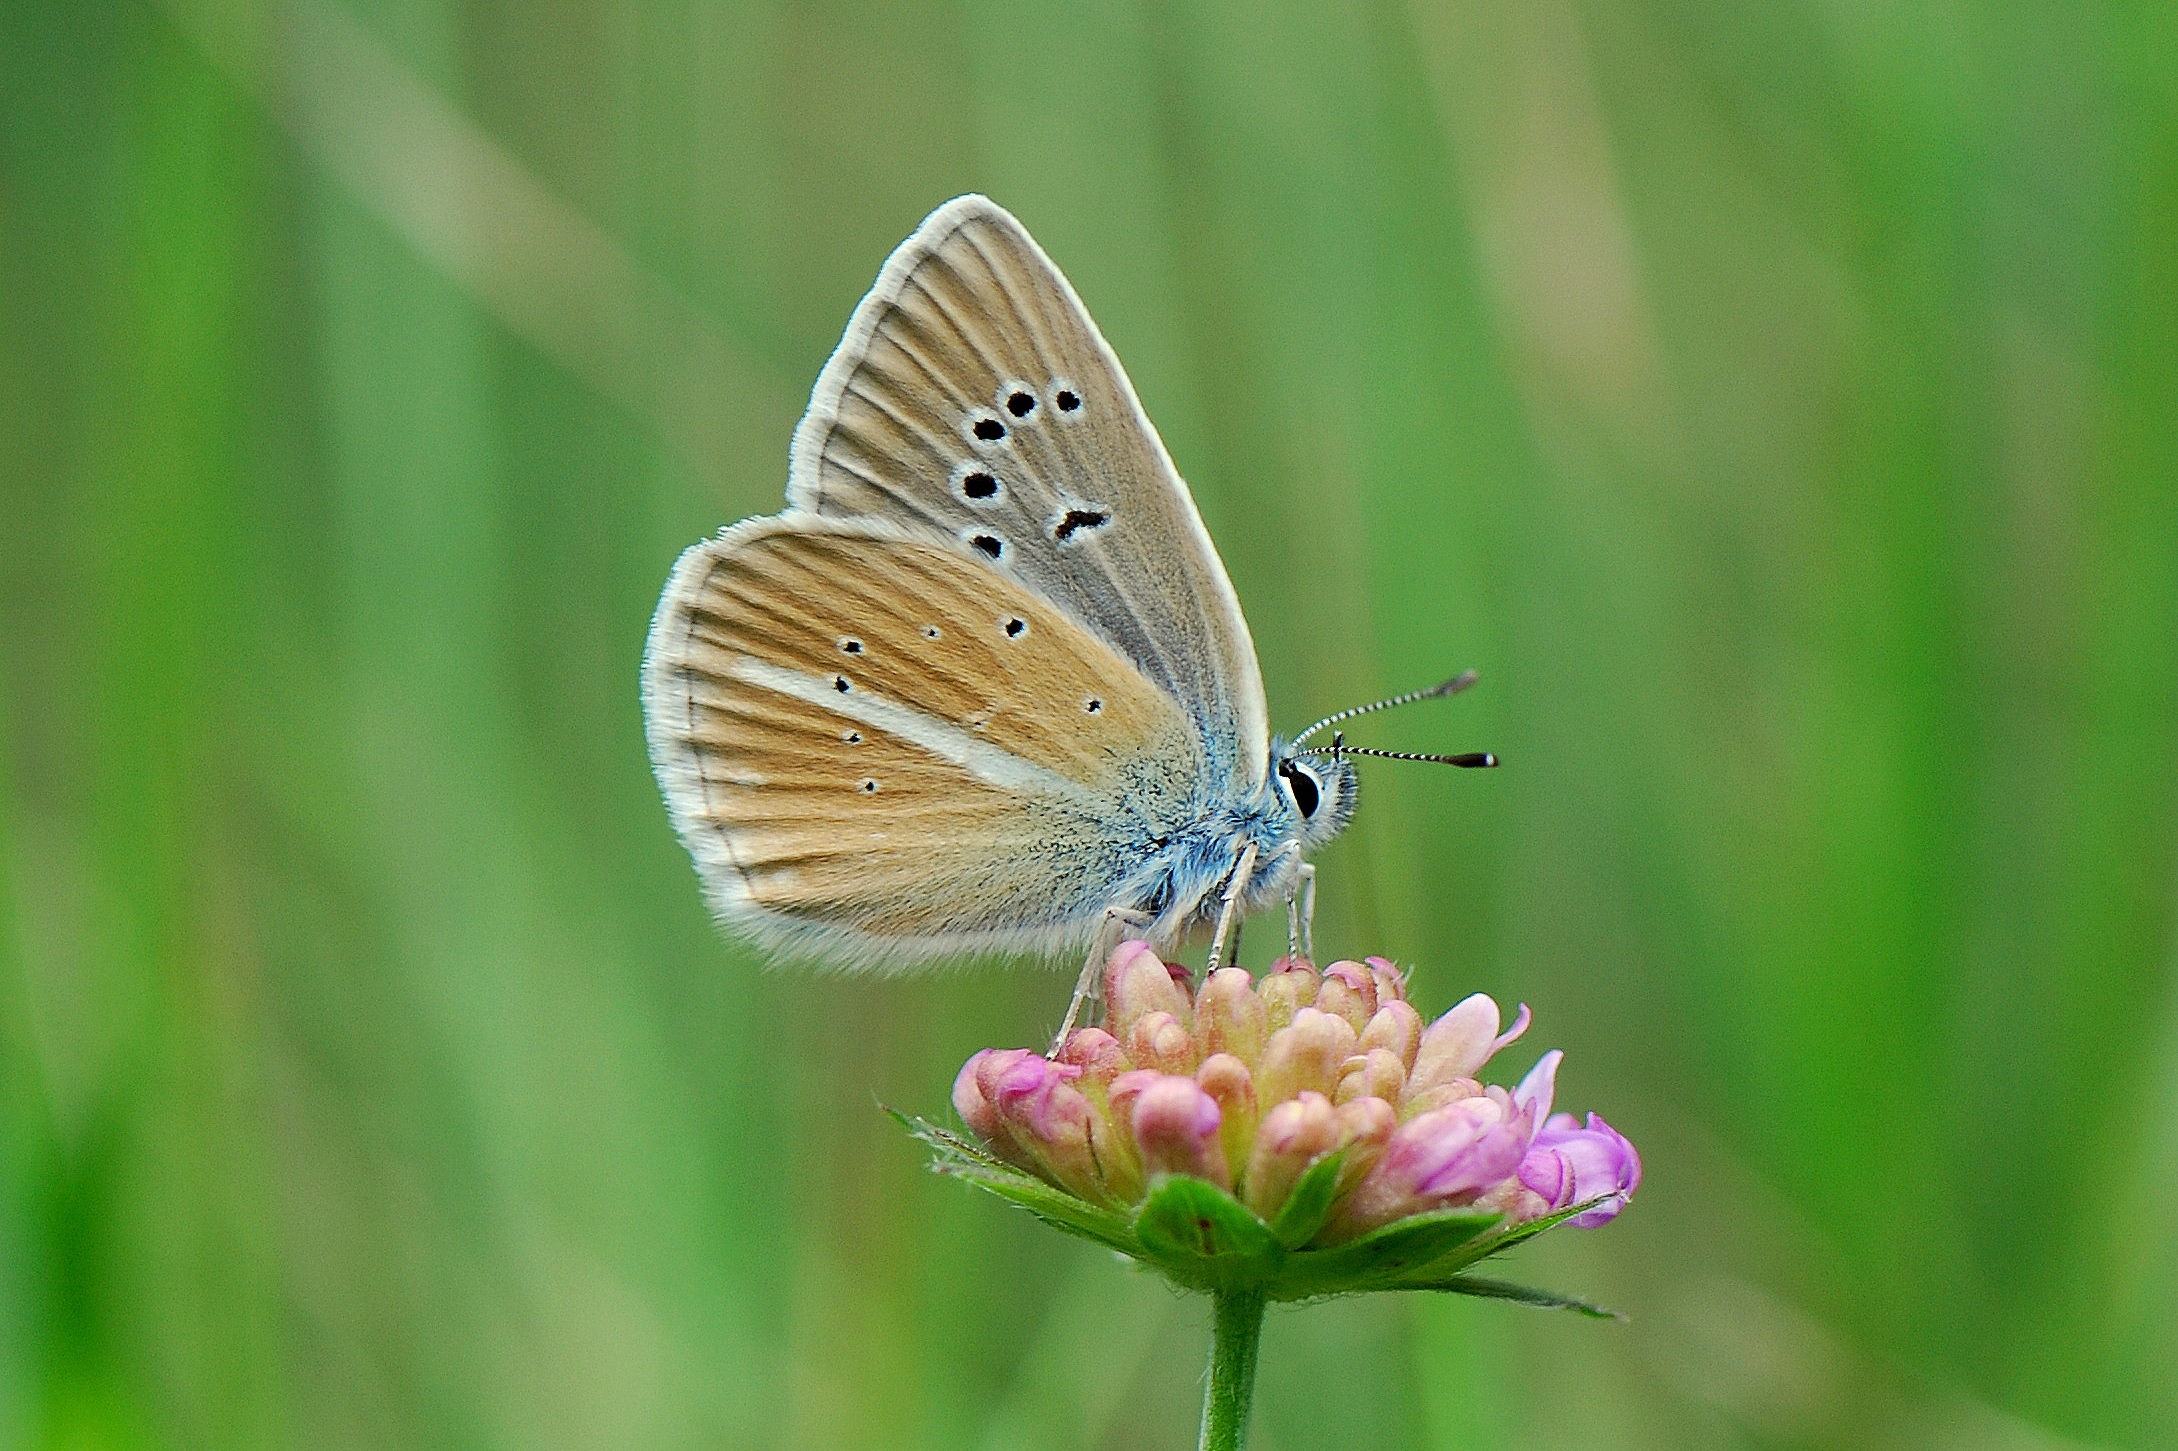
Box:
[785,195,1270,794]
[642,515,1206,966]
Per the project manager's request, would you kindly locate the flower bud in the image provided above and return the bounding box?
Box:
[954,1050,1034,1169]
[1519,1112,1641,1226]
[1315,961,1377,1033]
[1401,1077,1482,1119]
[1131,1075,1228,1188]
[1356,999,1423,1069]
[1196,967,1268,1062]
[1241,1091,1340,1218]
[1335,1047,1407,1106]
[1105,940,1191,1039]
[1195,1053,1258,1184]
[1257,959,1320,1030]
[1057,1027,1129,1085]
[1255,1008,1359,1107]
[1333,1094,1399,1191]
[1329,1095,1531,1239]
[1365,957,1408,1006]
[1126,1010,1198,1075]
[981,1051,1110,1204]
[1106,1068,1157,1128]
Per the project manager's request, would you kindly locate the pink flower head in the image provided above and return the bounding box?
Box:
[948,942,1638,1245]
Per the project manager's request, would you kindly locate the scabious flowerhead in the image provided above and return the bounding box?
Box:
[935,945,1640,1284]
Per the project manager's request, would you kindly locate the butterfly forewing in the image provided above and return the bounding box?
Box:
[786,196,1271,792]
[645,516,1205,963]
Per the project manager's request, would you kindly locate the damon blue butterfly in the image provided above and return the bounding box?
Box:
[642,196,1480,980]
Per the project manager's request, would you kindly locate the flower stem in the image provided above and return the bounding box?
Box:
[1198,1289,1267,1451]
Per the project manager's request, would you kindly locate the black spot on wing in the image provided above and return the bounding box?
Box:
[1053,508,1110,543]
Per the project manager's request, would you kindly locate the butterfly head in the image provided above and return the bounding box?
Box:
[1274,748,1359,849]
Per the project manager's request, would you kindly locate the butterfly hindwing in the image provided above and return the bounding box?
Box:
[786,195,1271,793]
[643,515,1206,964]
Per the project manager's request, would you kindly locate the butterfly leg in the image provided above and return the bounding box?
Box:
[1054,907,1153,1049]
[1203,840,1261,975]
[1287,861,1318,961]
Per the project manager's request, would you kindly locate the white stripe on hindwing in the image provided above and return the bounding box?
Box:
[728,656,1099,804]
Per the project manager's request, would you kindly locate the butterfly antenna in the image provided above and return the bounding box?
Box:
[1299,731,1497,770]
[1290,670,1482,748]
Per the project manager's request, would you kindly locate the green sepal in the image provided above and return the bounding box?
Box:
[1416,1274,1622,1319]
[892,1111,1139,1255]
[890,1109,1019,1176]
[1271,1209,1500,1300]
[1133,1176,1283,1292]
[1452,1196,1597,1260]
[1266,1150,1348,1250]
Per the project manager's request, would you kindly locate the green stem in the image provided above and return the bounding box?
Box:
[1198,1289,1267,1451]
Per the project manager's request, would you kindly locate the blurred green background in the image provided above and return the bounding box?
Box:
[4,0,2175,1446]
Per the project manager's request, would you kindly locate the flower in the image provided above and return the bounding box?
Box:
[921,943,1640,1285]
[1519,1113,1642,1226]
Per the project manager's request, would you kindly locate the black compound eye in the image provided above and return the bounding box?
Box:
[1279,760,1322,819]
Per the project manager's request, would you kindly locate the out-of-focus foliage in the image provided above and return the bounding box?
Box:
[2,0,2173,1447]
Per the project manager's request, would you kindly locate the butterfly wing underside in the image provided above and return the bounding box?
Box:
[643,516,1204,965]
[786,195,1270,792]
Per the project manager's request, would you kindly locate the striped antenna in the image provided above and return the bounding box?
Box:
[1293,732,1499,770]
[1289,670,1482,747]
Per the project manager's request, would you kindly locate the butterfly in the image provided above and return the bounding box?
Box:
[642,196,1491,999]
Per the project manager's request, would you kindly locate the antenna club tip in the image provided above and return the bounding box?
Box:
[1451,751,1499,769]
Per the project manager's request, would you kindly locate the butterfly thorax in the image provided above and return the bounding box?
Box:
[1114,746,1358,945]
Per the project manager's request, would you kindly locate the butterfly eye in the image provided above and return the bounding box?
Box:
[1279,760,1323,819]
